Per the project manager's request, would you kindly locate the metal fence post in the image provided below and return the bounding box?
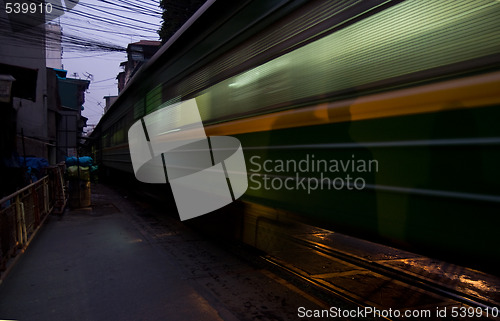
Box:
[43,177,49,215]
[15,195,27,247]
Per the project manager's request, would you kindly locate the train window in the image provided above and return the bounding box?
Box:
[102,132,109,148]
[145,85,162,114]
[173,1,500,123]
[133,98,144,120]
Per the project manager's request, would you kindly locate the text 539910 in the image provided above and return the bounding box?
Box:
[5,2,53,14]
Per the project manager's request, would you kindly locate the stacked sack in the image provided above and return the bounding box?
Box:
[65,156,98,181]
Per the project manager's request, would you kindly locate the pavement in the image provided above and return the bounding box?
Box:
[0,183,238,321]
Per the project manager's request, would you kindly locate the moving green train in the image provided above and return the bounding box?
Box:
[90,0,500,268]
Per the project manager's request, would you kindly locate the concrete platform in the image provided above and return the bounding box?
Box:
[0,184,236,321]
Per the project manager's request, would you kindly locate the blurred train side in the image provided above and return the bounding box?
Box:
[89,0,500,267]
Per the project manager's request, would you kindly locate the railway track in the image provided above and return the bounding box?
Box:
[109,179,500,320]
[123,183,500,320]
[250,217,500,320]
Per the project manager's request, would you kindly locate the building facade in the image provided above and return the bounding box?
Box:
[0,12,89,196]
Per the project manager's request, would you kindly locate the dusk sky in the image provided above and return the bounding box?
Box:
[59,0,162,129]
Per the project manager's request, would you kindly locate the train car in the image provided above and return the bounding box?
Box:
[89,0,500,268]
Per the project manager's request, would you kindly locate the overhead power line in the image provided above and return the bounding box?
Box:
[1,0,162,55]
